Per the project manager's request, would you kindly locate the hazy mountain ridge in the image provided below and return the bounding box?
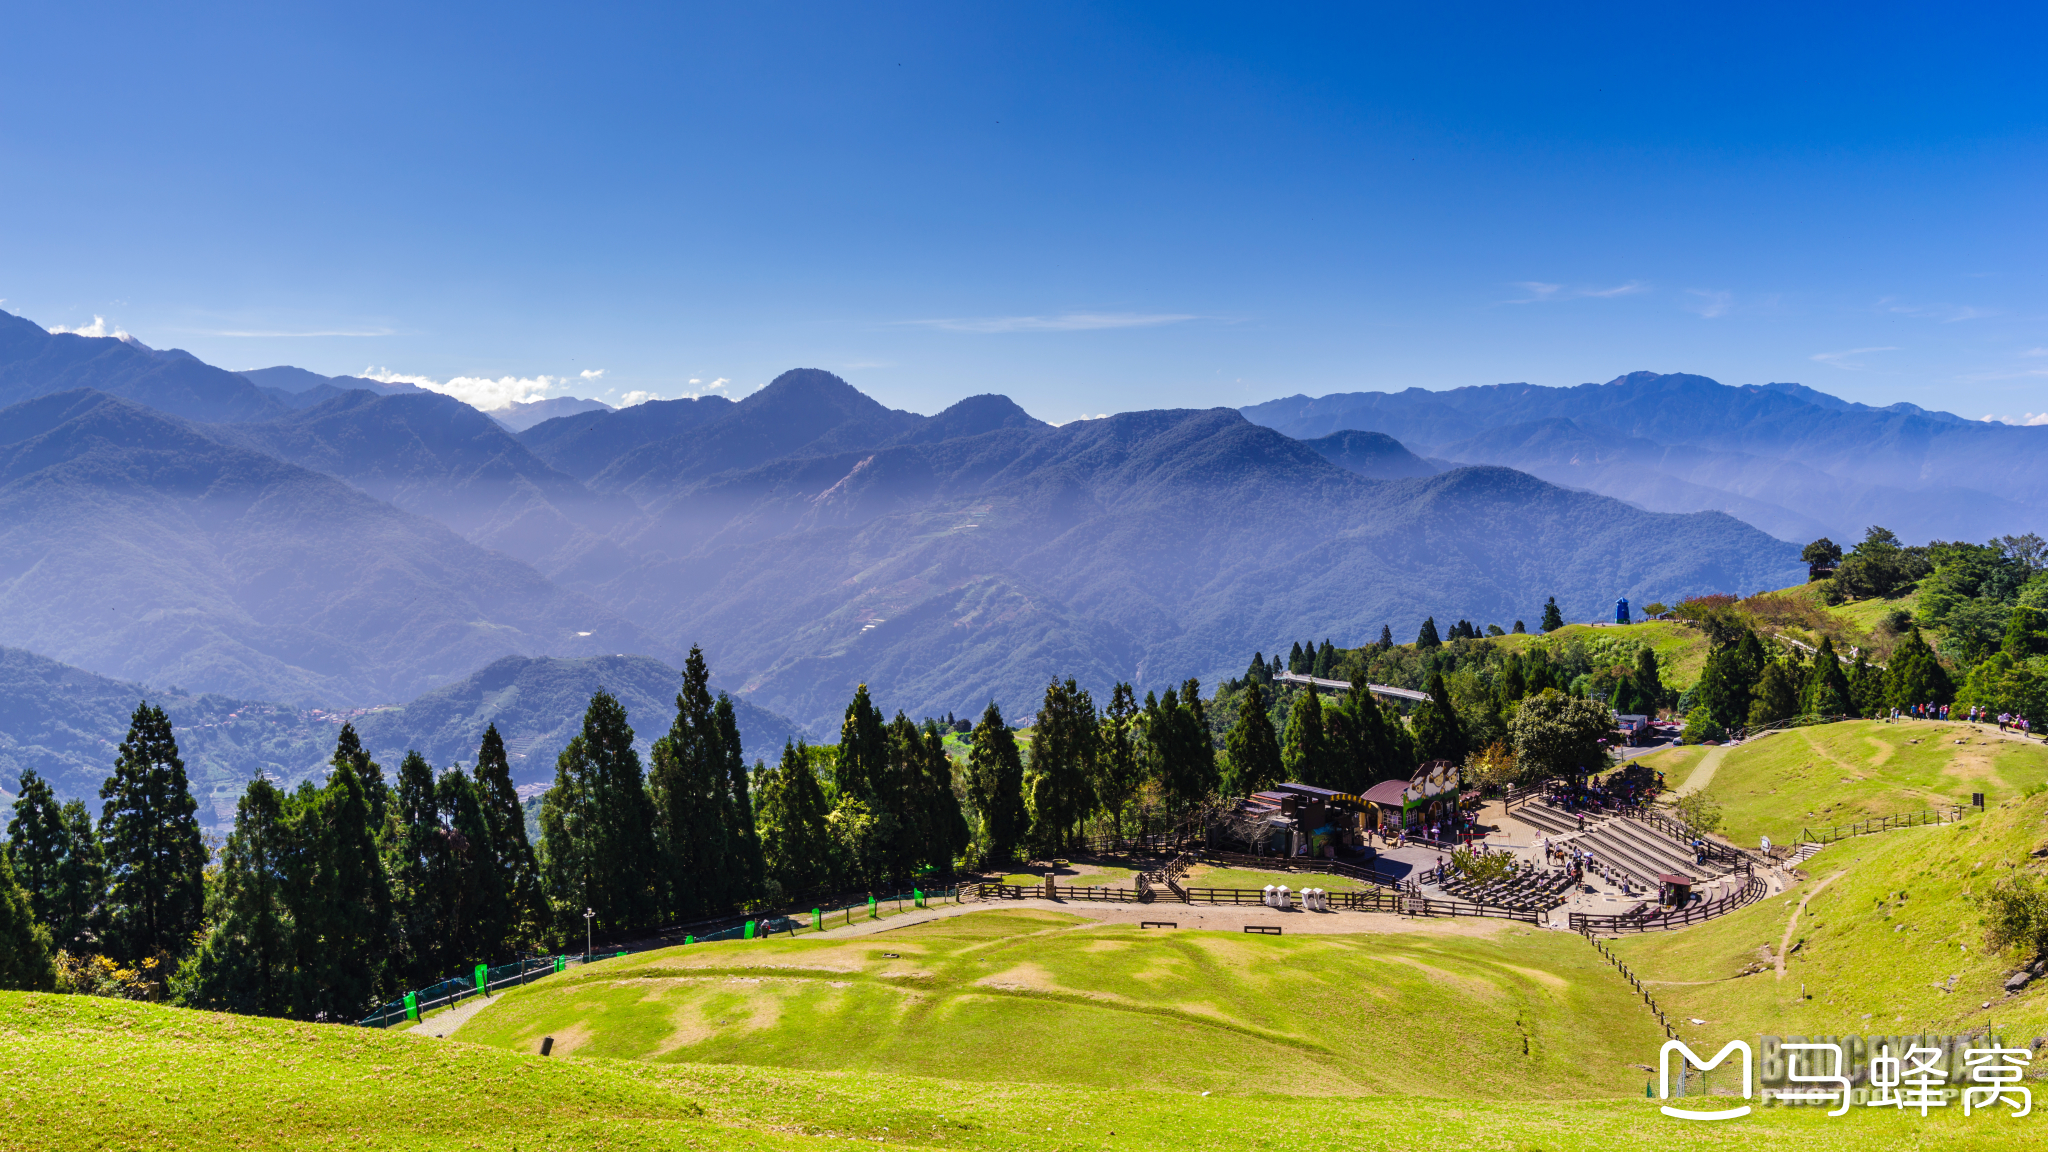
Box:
[0,390,662,707]
[0,309,287,423]
[0,645,801,827]
[1242,371,2048,542]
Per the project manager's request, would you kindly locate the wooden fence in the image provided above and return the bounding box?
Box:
[1568,871,1769,934]
[1576,930,1677,1039]
[1801,806,1964,845]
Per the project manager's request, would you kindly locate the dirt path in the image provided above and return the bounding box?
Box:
[408,990,502,1039]
[1674,744,1733,798]
[1776,869,1847,980]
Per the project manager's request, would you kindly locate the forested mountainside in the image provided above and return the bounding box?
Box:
[1243,371,2048,544]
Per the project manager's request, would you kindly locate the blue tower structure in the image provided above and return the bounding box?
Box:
[1615,597,1631,625]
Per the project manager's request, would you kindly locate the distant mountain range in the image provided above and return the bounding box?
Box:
[1243,372,2048,544]
[0,645,800,825]
[0,308,1908,743]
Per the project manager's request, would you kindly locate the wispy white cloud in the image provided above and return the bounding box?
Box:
[185,327,394,337]
[904,312,1198,333]
[360,366,569,410]
[1980,412,2048,426]
[1501,281,1648,305]
[1684,289,1733,319]
[678,376,730,398]
[618,390,660,406]
[1809,347,1898,370]
[1875,296,1992,323]
[579,369,605,381]
[1052,412,1112,426]
[48,315,132,339]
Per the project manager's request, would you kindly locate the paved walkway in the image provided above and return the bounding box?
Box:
[1673,743,1733,798]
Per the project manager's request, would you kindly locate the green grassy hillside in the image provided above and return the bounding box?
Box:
[1638,719,2048,846]
[9,983,2008,1152]
[454,908,1661,1099]
[1611,789,2048,1047]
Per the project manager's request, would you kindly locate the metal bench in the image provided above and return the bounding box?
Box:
[1243,925,1282,935]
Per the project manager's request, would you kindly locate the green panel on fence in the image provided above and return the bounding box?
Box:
[616,950,626,957]
[813,907,822,931]
[743,920,755,940]
[403,991,418,1021]
[914,887,923,907]
[685,934,694,945]
[475,963,487,991]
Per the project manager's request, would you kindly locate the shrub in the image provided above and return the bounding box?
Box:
[1679,705,1724,745]
[1673,790,1724,835]
[1981,871,2048,962]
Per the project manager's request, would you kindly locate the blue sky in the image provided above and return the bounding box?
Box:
[3,3,2043,422]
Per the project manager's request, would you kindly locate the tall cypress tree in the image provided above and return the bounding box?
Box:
[1281,689,1331,786]
[304,758,396,1017]
[180,778,294,1014]
[1849,652,1886,718]
[585,690,659,931]
[1500,654,1528,702]
[0,851,54,991]
[964,702,1028,865]
[1096,683,1142,837]
[714,695,765,908]
[1224,681,1283,796]
[1026,678,1098,852]
[1540,597,1565,633]
[1410,671,1468,765]
[757,740,832,898]
[331,723,390,840]
[437,769,496,966]
[6,770,68,934]
[1886,627,1955,709]
[917,720,971,873]
[837,684,891,802]
[100,702,205,963]
[472,724,544,954]
[648,646,725,921]
[390,750,448,982]
[1803,637,1854,716]
[1378,625,1394,650]
[1417,617,1442,649]
[1633,647,1665,713]
[1288,641,1306,673]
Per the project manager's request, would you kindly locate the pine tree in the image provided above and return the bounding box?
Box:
[1540,597,1565,633]
[964,702,1028,865]
[301,758,396,1018]
[917,720,971,873]
[1096,684,1142,837]
[5,769,68,932]
[1378,625,1394,650]
[648,647,726,920]
[542,691,659,937]
[1500,654,1528,702]
[1803,637,1853,716]
[331,723,391,839]
[179,779,295,1014]
[1849,652,1886,718]
[837,684,892,806]
[390,750,450,983]
[756,741,833,899]
[100,702,205,963]
[1512,620,1526,634]
[1179,678,1219,801]
[714,695,766,908]
[1336,682,1414,787]
[1410,671,1468,765]
[1746,663,1801,726]
[1026,678,1099,852]
[1886,627,1955,709]
[1224,681,1284,796]
[48,800,105,950]
[472,724,544,954]
[1416,617,1442,649]
[1312,640,1336,679]
[1280,689,1331,787]
[0,851,54,991]
[1633,647,1665,713]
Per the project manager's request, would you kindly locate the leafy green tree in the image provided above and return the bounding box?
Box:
[826,795,885,890]
[0,851,54,991]
[964,703,1028,865]
[1801,537,1843,576]
[1885,627,1955,709]
[99,702,205,963]
[1280,688,1332,786]
[1680,706,1725,745]
[1026,678,1099,853]
[1802,637,1853,716]
[1410,671,1468,765]
[2003,604,2048,659]
[1746,662,1800,726]
[472,724,545,955]
[1499,655,1528,702]
[1540,597,1564,633]
[1508,689,1614,779]
[1416,617,1442,650]
[1673,791,1725,834]
[1224,681,1284,796]
[1095,683,1143,836]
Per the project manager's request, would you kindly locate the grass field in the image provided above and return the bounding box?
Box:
[1637,719,2048,846]
[1610,788,2048,1048]
[1180,863,1373,892]
[453,908,1663,1099]
[1497,620,1711,690]
[11,986,2025,1152]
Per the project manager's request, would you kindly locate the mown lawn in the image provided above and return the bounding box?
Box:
[1181,863,1374,892]
[454,908,1660,1099]
[1683,719,2048,846]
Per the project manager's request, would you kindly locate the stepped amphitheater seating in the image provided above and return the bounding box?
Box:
[1517,799,1733,892]
[1438,862,1574,912]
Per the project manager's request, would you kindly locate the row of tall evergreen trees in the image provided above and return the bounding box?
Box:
[1690,620,1952,730]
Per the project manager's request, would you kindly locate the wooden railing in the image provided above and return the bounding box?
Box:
[1577,930,1676,1039]
[1621,807,1755,870]
[1801,806,1964,845]
[1569,871,1769,934]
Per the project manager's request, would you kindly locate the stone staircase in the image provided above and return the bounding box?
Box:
[1511,799,1737,892]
